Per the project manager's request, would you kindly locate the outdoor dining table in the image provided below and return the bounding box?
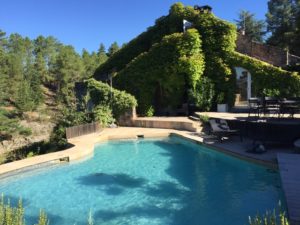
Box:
[279,100,300,118]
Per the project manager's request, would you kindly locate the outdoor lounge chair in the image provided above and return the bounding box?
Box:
[209,119,238,141]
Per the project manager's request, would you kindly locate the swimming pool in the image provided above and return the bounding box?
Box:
[0,136,285,225]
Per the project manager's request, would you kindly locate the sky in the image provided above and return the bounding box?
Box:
[0,0,269,53]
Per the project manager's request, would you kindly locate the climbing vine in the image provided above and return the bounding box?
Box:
[114,29,204,115]
[94,2,300,113]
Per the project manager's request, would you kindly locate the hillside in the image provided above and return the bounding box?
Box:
[0,30,110,158]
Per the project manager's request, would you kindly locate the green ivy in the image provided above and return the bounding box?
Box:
[94,3,300,112]
[92,105,115,126]
[229,52,300,97]
[86,78,137,119]
[189,77,215,111]
[113,29,204,115]
[94,3,185,79]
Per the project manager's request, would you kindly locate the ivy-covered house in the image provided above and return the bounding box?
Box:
[94,3,300,116]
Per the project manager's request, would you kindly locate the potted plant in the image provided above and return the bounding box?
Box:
[217,93,228,112]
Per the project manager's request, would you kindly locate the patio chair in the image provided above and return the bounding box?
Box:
[248,97,263,117]
[209,119,238,141]
[263,97,280,117]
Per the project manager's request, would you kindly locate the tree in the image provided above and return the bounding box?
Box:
[235,10,266,42]
[53,45,84,105]
[266,0,296,49]
[290,0,300,54]
[31,53,45,105]
[82,49,99,79]
[0,30,9,103]
[15,80,36,111]
[34,35,61,86]
[108,41,120,57]
[6,34,29,101]
[97,43,108,65]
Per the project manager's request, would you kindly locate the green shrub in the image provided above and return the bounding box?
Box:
[50,109,88,149]
[0,110,20,138]
[86,78,137,119]
[0,195,49,225]
[0,109,32,140]
[92,105,115,126]
[15,81,37,112]
[189,77,215,111]
[19,128,32,136]
[145,106,155,117]
[35,210,49,225]
[199,114,210,124]
[248,207,289,225]
[3,141,51,163]
[26,151,36,158]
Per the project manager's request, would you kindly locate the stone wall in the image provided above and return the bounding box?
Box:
[236,34,300,67]
[131,118,198,132]
[117,107,137,126]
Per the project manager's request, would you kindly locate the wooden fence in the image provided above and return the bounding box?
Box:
[66,122,101,139]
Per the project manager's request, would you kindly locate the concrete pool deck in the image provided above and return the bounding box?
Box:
[0,125,299,224]
[278,153,300,225]
[197,111,300,120]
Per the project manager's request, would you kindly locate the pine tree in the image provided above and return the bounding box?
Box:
[82,49,99,79]
[7,34,27,102]
[31,53,45,105]
[108,41,120,57]
[15,80,35,111]
[235,10,266,42]
[0,30,9,104]
[34,35,61,86]
[291,0,300,54]
[53,45,84,105]
[97,43,108,65]
[266,0,296,49]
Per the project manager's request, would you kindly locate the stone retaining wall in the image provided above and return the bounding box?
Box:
[236,34,300,67]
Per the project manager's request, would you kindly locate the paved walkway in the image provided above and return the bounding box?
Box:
[197,112,300,120]
[277,153,300,225]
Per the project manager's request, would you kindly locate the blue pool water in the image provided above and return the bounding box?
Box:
[0,137,285,225]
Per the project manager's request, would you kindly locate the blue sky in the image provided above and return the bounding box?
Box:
[0,0,268,53]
